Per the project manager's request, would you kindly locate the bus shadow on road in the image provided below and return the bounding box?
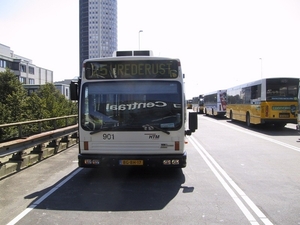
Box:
[201,113,299,136]
[202,114,228,120]
[226,119,300,136]
[25,167,186,212]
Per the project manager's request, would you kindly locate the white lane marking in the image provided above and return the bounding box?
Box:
[7,168,83,225]
[202,116,300,153]
[188,136,273,225]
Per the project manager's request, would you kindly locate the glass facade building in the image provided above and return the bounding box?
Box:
[79,0,118,76]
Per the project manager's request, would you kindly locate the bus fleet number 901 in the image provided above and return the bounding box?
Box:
[103,134,115,140]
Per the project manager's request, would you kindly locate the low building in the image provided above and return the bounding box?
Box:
[23,83,70,100]
[0,43,53,84]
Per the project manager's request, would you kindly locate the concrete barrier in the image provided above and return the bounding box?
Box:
[0,135,78,180]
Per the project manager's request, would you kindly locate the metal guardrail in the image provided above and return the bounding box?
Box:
[0,115,78,158]
[0,115,77,139]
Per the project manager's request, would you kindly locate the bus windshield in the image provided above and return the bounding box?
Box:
[266,78,298,101]
[81,81,182,132]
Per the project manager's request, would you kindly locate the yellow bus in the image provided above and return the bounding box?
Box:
[187,99,193,109]
[226,77,298,127]
[298,79,300,130]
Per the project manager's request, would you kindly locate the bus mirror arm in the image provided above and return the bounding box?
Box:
[186,112,198,136]
[185,130,192,136]
[70,79,81,101]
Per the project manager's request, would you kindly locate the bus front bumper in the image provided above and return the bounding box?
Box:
[78,152,187,168]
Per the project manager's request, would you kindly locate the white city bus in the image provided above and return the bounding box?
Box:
[71,50,197,168]
[203,90,227,117]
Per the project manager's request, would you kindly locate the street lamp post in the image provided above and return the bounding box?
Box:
[138,30,143,50]
[259,58,263,78]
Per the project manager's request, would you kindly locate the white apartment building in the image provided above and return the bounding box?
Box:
[0,43,53,85]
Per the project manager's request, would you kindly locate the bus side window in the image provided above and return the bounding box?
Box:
[251,84,261,99]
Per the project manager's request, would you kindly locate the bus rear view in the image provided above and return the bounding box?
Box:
[71,50,197,168]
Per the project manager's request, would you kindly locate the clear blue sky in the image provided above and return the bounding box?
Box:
[1,0,300,99]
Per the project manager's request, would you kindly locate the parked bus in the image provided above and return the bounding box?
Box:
[298,79,300,130]
[70,50,197,168]
[198,95,204,114]
[226,77,298,127]
[187,99,193,109]
[192,95,204,114]
[192,96,199,112]
[203,90,227,116]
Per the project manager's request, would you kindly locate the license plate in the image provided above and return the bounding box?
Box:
[279,113,290,118]
[119,160,143,166]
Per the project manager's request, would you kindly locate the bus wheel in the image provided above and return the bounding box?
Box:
[230,111,233,120]
[274,123,286,128]
[246,113,251,127]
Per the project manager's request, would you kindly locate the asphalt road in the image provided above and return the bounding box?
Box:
[1,114,300,225]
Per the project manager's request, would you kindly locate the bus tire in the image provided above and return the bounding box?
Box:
[246,113,251,127]
[229,110,233,120]
[274,122,286,128]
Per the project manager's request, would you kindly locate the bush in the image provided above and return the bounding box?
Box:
[0,69,77,141]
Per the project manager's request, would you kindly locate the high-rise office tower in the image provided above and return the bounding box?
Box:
[79,0,117,75]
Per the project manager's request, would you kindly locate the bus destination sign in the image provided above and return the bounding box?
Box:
[85,60,178,79]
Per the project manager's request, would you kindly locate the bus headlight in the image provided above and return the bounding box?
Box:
[92,160,100,165]
[163,159,180,165]
[172,159,180,165]
[84,159,92,164]
[84,159,100,165]
[163,160,171,165]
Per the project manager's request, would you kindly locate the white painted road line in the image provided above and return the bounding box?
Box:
[188,135,273,225]
[202,116,300,153]
[7,168,83,225]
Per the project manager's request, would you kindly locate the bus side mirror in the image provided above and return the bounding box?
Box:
[70,81,79,100]
[186,112,198,135]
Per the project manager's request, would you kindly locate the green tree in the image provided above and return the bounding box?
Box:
[32,83,77,128]
[35,83,71,117]
[0,69,28,123]
[0,69,77,140]
[0,69,28,139]
[25,92,47,120]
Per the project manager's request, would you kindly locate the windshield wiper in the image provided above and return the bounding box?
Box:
[151,115,177,122]
[90,127,111,135]
[143,124,170,135]
[90,124,170,135]
[90,124,133,135]
[153,126,170,135]
[90,129,106,135]
[90,130,102,135]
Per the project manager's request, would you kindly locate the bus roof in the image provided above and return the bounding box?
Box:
[226,77,299,90]
[113,50,153,57]
[204,90,227,96]
[83,56,180,63]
